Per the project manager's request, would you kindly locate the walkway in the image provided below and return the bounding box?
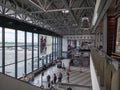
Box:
[30,59,92,90]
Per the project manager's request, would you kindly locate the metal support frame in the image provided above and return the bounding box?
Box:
[38,34,39,68]
[61,0,78,26]
[15,30,17,78]
[0,0,96,35]
[24,31,27,75]
[57,37,59,58]
[30,7,93,14]
[0,1,55,33]
[52,36,54,60]
[32,33,34,71]
[55,37,57,59]
[2,27,5,74]
[61,37,62,57]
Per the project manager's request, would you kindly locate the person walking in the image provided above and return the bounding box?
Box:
[58,72,63,83]
[47,74,51,82]
[62,63,66,70]
[47,75,51,88]
[53,73,57,84]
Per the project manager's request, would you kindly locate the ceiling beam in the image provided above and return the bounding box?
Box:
[29,7,93,14]
[61,0,78,25]
[28,0,45,11]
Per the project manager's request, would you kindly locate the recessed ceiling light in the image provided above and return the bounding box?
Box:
[62,10,69,13]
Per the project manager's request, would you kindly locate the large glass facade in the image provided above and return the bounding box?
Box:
[0,27,62,78]
[0,27,2,72]
[17,30,25,78]
[5,28,15,77]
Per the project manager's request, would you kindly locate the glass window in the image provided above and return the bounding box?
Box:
[46,36,52,54]
[5,28,15,77]
[46,36,52,63]
[52,37,56,60]
[17,31,25,78]
[34,34,38,70]
[39,59,42,68]
[0,27,2,72]
[26,32,32,74]
[43,56,46,65]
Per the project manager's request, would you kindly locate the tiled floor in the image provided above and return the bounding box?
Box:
[30,59,92,90]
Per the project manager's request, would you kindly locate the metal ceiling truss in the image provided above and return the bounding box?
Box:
[0,0,56,33]
[0,0,96,35]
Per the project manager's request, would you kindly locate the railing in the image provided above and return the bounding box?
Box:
[90,47,120,90]
[49,83,92,90]
[90,54,100,90]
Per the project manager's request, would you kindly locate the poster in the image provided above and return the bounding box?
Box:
[40,35,47,54]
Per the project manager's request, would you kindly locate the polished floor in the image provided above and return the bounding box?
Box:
[30,59,92,90]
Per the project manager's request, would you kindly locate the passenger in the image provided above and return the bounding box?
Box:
[62,63,66,70]
[58,72,63,83]
[47,74,51,82]
[47,75,51,88]
[48,82,50,88]
[53,73,57,84]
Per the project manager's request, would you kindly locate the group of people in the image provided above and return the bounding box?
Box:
[46,70,70,88]
[46,72,63,88]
